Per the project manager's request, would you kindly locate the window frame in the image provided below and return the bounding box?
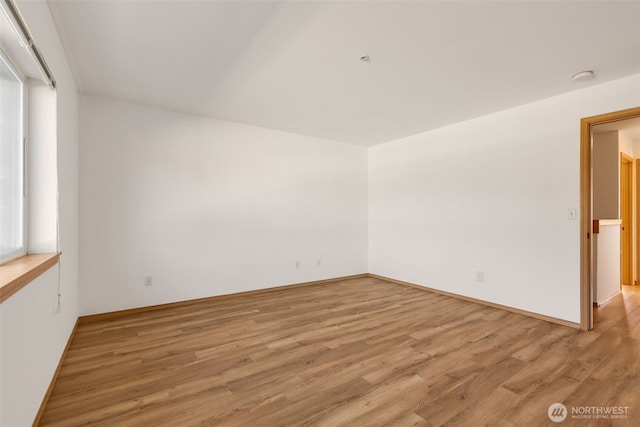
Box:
[0,47,27,265]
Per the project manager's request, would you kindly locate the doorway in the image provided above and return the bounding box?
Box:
[620,154,633,286]
[580,107,640,330]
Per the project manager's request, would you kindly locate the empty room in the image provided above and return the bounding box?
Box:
[1,0,640,426]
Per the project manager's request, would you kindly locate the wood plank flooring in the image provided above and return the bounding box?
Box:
[39,278,640,426]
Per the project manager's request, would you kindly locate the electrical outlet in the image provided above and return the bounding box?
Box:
[295,261,300,269]
[317,259,321,267]
[475,271,485,283]
[145,276,153,286]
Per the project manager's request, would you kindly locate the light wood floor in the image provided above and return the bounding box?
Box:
[39,278,640,426]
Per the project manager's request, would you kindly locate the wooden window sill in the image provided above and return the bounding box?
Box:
[0,253,60,303]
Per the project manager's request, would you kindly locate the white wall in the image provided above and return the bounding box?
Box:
[594,223,621,305]
[369,74,640,324]
[79,96,368,315]
[619,132,635,158]
[593,131,620,220]
[0,1,80,426]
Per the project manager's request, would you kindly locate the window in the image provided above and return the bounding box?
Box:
[0,49,26,264]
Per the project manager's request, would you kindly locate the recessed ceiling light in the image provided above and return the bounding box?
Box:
[360,55,371,62]
[572,70,594,82]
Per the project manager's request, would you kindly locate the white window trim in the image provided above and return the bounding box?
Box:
[0,47,28,264]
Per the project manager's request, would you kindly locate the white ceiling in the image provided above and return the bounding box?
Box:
[47,0,640,146]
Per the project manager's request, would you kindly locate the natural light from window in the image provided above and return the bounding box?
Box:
[0,49,25,264]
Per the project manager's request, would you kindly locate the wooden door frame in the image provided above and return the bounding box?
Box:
[636,159,640,287]
[580,106,640,330]
[620,153,633,287]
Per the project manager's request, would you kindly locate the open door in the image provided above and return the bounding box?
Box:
[580,107,640,330]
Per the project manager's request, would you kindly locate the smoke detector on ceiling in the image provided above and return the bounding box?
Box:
[572,70,594,82]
